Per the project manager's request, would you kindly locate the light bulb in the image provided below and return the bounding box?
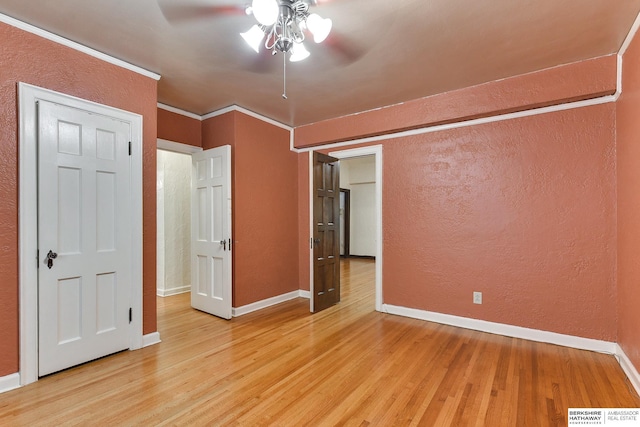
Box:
[252,0,278,26]
[290,43,310,62]
[306,13,332,43]
[240,25,265,53]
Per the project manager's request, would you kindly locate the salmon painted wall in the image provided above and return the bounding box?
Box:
[157,108,202,147]
[234,114,299,306]
[617,26,640,372]
[304,93,617,340]
[381,104,616,340]
[202,112,236,151]
[202,112,299,307]
[0,22,158,377]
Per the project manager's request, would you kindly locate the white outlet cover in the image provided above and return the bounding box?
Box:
[473,292,482,304]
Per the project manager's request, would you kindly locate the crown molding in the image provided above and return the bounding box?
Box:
[202,105,292,131]
[157,103,202,121]
[0,13,160,81]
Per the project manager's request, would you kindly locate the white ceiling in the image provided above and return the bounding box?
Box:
[1,0,639,126]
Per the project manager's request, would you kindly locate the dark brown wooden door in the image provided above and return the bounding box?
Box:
[313,152,340,312]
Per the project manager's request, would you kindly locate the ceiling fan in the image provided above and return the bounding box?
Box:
[241,0,333,61]
[159,0,363,98]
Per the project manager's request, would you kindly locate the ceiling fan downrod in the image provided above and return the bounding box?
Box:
[282,52,288,99]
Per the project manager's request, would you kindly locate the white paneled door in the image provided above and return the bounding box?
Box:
[38,100,132,376]
[191,146,232,319]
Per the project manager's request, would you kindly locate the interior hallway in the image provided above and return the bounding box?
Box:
[0,259,637,425]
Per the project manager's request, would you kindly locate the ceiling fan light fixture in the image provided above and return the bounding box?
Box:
[289,42,310,62]
[251,0,279,26]
[306,13,332,43]
[241,24,265,53]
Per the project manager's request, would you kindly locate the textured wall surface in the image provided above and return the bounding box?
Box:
[617,25,640,372]
[0,22,158,376]
[157,150,191,295]
[233,114,299,306]
[294,55,617,147]
[202,112,299,307]
[157,108,202,147]
[382,104,616,340]
[202,112,236,151]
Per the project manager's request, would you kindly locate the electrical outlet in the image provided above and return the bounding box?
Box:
[473,291,482,304]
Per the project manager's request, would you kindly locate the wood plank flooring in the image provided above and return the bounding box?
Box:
[0,259,638,426]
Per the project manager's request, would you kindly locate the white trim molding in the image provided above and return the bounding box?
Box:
[299,290,311,299]
[18,83,144,386]
[202,105,292,131]
[157,103,202,121]
[157,138,203,154]
[0,13,160,81]
[157,285,190,297]
[616,345,640,396]
[382,304,617,355]
[142,332,162,348]
[232,290,307,317]
[0,373,20,394]
[308,151,315,313]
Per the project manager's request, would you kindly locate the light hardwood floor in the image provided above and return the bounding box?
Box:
[1,259,638,426]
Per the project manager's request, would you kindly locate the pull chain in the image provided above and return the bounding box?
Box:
[282,52,288,100]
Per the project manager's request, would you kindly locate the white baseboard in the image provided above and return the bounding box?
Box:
[299,290,311,299]
[142,332,161,348]
[0,373,20,394]
[233,290,310,317]
[616,344,640,396]
[157,285,190,297]
[381,304,617,354]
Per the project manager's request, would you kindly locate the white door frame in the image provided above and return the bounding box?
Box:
[18,83,144,386]
[157,138,203,155]
[308,145,383,312]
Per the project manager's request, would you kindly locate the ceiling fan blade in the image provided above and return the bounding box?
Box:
[244,46,279,74]
[312,0,358,5]
[158,1,245,23]
[323,31,367,64]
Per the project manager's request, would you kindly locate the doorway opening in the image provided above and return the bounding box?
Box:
[157,149,192,297]
[309,145,383,312]
[156,140,232,320]
[338,156,376,260]
[155,140,202,308]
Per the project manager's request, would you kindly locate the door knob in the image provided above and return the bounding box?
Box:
[45,250,58,269]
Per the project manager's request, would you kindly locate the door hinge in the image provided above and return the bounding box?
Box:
[310,237,313,249]
[128,141,132,156]
[129,307,132,323]
[36,249,39,269]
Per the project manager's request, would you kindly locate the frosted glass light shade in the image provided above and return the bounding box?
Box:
[252,0,278,26]
[289,43,310,62]
[306,13,332,43]
[241,25,265,53]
